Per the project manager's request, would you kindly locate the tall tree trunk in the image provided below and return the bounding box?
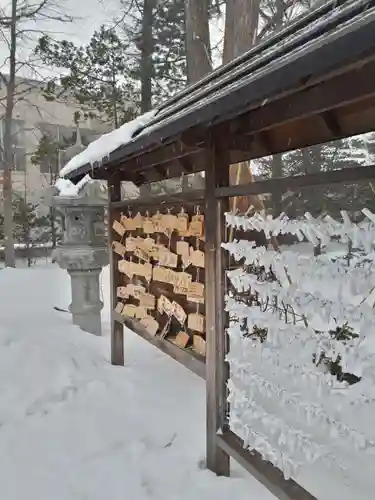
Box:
[2,0,17,268]
[223,0,260,63]
[223,0,262,216]
[184,0,212,84]
[141,0,155,113]
[270,0,287,215]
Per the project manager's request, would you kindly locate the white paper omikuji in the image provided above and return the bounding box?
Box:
[223,208,375,490]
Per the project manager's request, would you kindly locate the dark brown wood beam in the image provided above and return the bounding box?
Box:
[126,140,202,172]
[108,174,124,366]
[235,58,375,137]
[321,110,342,136]
[216,432,317,500]
[205,141,230,476]
[110,188,205,210]
[113,312,205,379]
[216,163,375,199]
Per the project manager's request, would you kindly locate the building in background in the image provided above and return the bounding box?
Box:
[0,77,109,210]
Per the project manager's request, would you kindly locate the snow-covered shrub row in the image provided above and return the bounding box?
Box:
[222,210,375,489]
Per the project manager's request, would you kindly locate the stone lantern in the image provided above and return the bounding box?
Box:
[51,127,109,336]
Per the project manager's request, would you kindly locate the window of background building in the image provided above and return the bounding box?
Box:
[0,118,26,171]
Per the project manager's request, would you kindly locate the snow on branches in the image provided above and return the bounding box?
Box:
[223,209,375,487]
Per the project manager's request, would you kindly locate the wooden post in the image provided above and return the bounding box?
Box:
[108,174,124,366]
[205,140,230,476]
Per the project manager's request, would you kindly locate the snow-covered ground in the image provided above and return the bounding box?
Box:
[0,263,275,500]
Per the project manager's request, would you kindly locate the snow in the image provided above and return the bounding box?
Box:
[55,174,94,196]
[0,263,274,500]
[59,111,156,178]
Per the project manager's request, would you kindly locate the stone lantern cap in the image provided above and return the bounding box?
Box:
[53,174,108,208]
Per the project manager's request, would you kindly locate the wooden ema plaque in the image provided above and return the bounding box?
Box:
[187,282,205,304]
[112,220,126,237]
[172,301,187,325]
[140,316,159,336]
[139,292,156,310]
[176,240,189,257]
[121,215,137,231]
[112,241,126,257]
[193,335,206,356]
[158,250,178,269]
[173,331,190,348]
[117,286,129,299]
[188,313,205,333]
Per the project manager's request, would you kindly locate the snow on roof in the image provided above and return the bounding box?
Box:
[59,111,156,179]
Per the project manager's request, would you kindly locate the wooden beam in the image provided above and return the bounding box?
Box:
[123,140,201,173]
[219,134,255,152]
[216,432,318,500]
[216,163,375,199]
[110,189,205,211]
[321,110,342,136]
[205,140,230,476]
[235,58,375,138]
[113,312,205,379]
[108,174,124,366]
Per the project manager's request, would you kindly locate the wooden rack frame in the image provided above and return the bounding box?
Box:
[66,3,375,498]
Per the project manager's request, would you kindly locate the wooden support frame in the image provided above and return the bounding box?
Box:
[216,432,317,500]
[108,174,124,366]
[216,163,375,199]
[205,139,230,476]
[113,312,205,379]
[110,189,205,211]
[210,162,375,499]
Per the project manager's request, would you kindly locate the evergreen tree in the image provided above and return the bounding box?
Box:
[36,26,137,128]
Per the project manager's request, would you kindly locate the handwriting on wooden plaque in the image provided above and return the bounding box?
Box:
[128,284,146,299]
[140,316,159,336]
[112,220,126,237]
[115,302,124,314]
[143,217,154,234]
[122,304,137,318]
[173,272,192,294]
[133,212,143,229]
[173,331,190,348]
[158,250,178,269]
[134,247,150,262]
[158,295,173,316]
[135,306,148,319]
[118,260,133,278]
[190,249,205,268]
[152,211,163,233]
[172,301,187,325]
[161,212,177,232]
[136,263,152,281]
[112,241,126,257]
[153,266,169,283]
[187,282,205,304]
[139,293,156,310]
[189,214,204,237]
[176,209,188,232]
[117,286,129,299]
[176,240,190,257]
[188,313,205,333]
[193,335,206,356]
[121,215,137,231]
[143,237,155,250]
[125,236,137,252]
[167,269,178,286]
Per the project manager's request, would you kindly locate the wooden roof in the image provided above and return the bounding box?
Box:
[66,0,375,185]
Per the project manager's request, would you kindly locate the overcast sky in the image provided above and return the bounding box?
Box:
[0,0,122,78]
